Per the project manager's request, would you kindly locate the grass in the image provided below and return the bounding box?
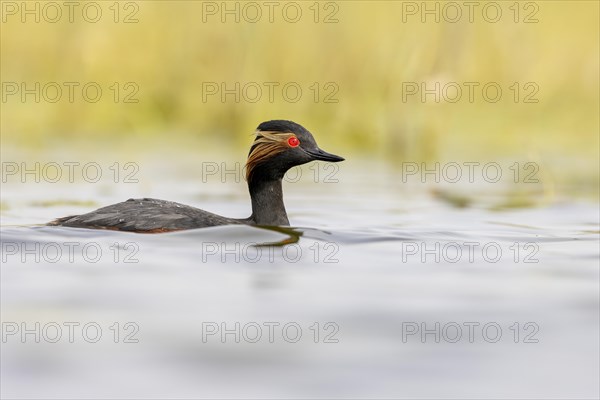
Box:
[1,1,598,198]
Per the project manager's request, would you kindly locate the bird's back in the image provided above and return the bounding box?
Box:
[48,198,243,232]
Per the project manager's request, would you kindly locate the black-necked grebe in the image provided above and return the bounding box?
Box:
[48,120,344,232]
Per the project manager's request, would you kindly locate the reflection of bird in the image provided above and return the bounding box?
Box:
[49,120,344,232]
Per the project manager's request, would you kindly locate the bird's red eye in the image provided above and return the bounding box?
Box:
[288,137,300,147]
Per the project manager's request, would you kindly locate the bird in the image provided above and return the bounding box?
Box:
[48,120,345,233]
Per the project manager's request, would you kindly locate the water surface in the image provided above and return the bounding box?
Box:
[1,156,598,399]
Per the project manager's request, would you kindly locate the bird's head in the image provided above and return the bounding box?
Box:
[245,120,344,182]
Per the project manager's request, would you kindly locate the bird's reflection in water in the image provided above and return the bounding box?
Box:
[253,226,304,247]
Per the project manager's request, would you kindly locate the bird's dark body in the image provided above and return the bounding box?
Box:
[49,198,246,232]
[48,120,344,233]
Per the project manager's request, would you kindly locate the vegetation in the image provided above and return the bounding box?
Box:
[1,1,598,197]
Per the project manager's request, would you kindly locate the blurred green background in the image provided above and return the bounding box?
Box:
[1,0,598,198]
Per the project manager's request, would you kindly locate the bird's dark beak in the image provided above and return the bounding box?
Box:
[305,148,345,162]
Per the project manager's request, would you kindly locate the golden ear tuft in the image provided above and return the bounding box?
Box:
[245,130,296,181]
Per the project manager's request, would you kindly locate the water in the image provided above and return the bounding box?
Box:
[1,154,599,399]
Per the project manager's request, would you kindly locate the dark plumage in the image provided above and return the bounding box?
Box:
[48,120,344,232]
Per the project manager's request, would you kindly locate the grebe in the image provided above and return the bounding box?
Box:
[48,120,344,232]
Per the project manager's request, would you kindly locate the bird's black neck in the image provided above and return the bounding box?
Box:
[247,177,289,226]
